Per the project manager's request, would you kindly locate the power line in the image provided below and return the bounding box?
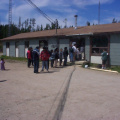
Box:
[98,1,100,24]
[24,0,54,24]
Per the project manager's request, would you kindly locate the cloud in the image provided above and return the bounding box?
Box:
[72,0,114,7]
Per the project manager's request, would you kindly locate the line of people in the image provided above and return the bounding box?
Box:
[27,46,69,73]
[69,44,84,62]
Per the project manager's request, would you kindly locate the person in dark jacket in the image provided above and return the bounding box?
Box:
[50,49,55,68]
[32,46,40,73]
[63,47,68,66]
[30,47,34,66]
[54,48,59,67]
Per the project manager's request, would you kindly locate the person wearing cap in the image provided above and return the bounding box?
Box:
[40,46,50,72]
[33,46,40,73]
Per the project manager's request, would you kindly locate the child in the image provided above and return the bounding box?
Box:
[0,58,5,70]
[50,50,55,68]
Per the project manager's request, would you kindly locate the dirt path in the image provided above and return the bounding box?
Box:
[0,61,120,120]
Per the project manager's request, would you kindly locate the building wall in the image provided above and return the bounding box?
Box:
[19,40,25,57]
[110,34,120,65]
[10,41,15,57]
[85,36,90,61]
[48,38,58,50]
[29,39,39,49]
[59,39,69,50]
[2,41,6,56]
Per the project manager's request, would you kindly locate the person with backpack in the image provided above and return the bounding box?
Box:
[33,46,40,73]
[101,49,108,69]
[50,49,55,68]
[69,44,74,62]
[40,47,50,72]
[63,47,68,66]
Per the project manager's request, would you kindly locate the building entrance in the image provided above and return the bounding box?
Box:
[70,37,85,60]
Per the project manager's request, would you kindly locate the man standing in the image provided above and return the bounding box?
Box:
[72,44,77,62]
[33,46,40,73]
[63,47,68,66]
[40,47,50,72]
[101,49,107,69]
[69,44,74,62]
[27,47,32,68]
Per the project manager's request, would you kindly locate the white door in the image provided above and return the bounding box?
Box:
[16,48,19,57]
[6,48,9,56]
[25,48,28,58]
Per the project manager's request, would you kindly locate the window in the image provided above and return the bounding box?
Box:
[39,40,48,48]
[91,36,109,55]
[15,41,19,48]
[6,42,10,48]
[25,41,29,48]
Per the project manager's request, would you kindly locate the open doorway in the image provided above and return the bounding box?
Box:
[70,37,85,60]
[39,40,48,53]
[6,42,10,56]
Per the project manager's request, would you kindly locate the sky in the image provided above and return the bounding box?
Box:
[0,0,120,28]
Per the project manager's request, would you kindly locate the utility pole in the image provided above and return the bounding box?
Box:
[55,19,58,34]
[8,0,12,36]
[63,18,67,28]
[98,1,100,24]
[18,17,21,29]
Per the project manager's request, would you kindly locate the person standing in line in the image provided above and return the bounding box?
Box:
[46,47,51,69]
[54,48,59,67]
[76,48,80,60]
[0,58,5,70]
[101,49,107,69]
[27,47,32,68]
[69,44,74,62]
[59,48,64,66]
[33,46,40,73]
[30,47,34,66]
[50,49,55,68]
[40,47,50,72]
[72,44,77,62]
[63,47,68,66]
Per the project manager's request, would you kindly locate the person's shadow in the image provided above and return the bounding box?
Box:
[0,80,7,82]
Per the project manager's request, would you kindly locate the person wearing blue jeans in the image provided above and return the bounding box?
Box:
[34,60,39,73]
[33,46,40,73]
[42,61,48,71]
[40,47,50,72]
[69,44,74,62]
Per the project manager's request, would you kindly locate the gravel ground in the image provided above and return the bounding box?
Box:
[0,61,120,120]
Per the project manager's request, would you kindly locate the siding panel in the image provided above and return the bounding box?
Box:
[10,41,15,57]
[85,37,90,61]
[110,34,120,65]
[19,40,25,57]
[2,42,6,55]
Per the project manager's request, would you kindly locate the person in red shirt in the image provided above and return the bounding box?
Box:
[27,47,32,67]
[40,47,50,72]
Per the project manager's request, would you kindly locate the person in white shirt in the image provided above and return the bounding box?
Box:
[72,44,77,61]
